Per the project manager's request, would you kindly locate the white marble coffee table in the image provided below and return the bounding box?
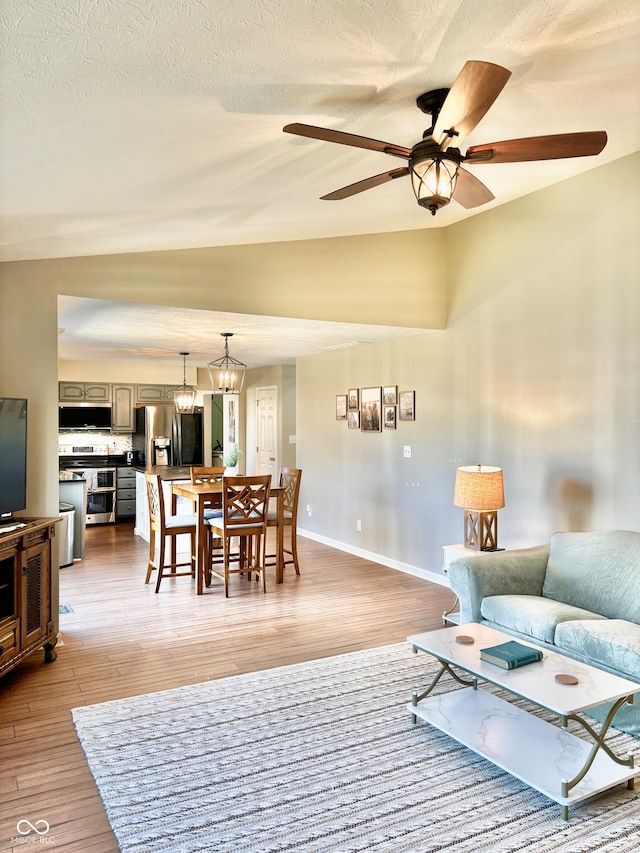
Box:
[407,623,640,819]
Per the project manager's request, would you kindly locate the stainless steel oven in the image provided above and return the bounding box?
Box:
[84,468,117,524]
[59,445,118,525]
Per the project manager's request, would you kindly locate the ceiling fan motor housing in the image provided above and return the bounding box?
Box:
[410,139,462,214]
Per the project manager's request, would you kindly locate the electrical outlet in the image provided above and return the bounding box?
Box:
[306,504,312,517]
[404,445,412,458]
[356,519,362,532]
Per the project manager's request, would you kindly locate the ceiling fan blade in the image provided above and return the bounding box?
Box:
[433,61,512,151]
[283,123,411,160]
[321,168,410,200]
[465,131,608,164]
[452,167,495,209]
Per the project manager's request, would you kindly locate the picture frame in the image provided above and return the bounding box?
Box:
[383,385,397,405]
[348,388,360,412]
[383,405,396,429]
[360,386,382,432]
[336,394,347,420]
[398,390,415,421]
[347,411,360,429]
[226,397,237,443]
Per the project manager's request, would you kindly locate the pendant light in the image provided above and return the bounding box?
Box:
[208,332,246,394]
[172,352,197,414]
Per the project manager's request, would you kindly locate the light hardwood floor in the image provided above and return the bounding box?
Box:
[0,522,453,851]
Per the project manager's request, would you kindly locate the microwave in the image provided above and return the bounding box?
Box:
[59,405,112,431]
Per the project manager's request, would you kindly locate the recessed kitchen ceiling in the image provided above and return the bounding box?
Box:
[2,0,639,263]
[57,297,431,368]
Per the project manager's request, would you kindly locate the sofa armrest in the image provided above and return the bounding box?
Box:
[448,545,550,624]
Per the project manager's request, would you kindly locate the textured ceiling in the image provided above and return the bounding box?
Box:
[7,1,640,370]
[2,0,639,264]
[57,296,430,368]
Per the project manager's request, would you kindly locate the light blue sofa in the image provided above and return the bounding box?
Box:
[448,529,640,735]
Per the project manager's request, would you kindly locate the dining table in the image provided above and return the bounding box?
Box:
[171,479,285,595]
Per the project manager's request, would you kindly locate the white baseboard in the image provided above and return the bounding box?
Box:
[298,527,451,589]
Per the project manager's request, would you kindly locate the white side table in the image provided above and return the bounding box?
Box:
[442,544,503,625]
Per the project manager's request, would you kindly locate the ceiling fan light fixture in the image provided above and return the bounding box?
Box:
[172,352,197,414]
[207,332,246,394]
[410,147,460,215]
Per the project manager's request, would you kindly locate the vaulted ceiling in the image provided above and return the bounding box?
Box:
[3,0,638,264]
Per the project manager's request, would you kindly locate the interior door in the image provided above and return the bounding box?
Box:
[256,386,278,478]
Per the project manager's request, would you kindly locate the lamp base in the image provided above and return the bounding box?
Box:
[463,510,499,551]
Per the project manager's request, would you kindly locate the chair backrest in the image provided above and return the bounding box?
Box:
[145,473,165,526]
[190,466,225,510]
[279,467,302,518]
[190,466,226,485]
[222,475,272,533]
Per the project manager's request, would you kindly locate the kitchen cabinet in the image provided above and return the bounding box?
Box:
[0,518,58,679]
[59,382,111,402]
[111,383,136,432]
[135,384,175,403]
[116,467,137,518]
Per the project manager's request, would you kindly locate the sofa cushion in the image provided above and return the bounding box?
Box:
[555,619,640,680]
[542,530,640,622]
[480,594,607,644]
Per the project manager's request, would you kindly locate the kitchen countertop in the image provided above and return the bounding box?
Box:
[134,466,192,480]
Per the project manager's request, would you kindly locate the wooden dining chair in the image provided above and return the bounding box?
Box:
[267,467,302,576]
[206,475,271,597]
[145,473,197,593]
[190,466,225,518]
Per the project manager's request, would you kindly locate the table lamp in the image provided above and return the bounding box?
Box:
[453,464,505,551]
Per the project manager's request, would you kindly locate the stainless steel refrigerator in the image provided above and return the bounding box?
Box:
[133,406,204,467]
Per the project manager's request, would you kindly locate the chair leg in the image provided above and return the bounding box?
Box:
[257,534,267,593]
[204,527,212,587]
[145,527,156,584]
[155,534,167,593]
[290,527,300,575]
[224,536,231,598]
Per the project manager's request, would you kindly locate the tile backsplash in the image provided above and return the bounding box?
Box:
[58,431,133,454]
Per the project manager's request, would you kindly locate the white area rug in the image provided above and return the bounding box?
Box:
[71,644,640,853]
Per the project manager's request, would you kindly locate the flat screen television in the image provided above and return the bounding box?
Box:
[0,397,28,521]
[59,404,112,431]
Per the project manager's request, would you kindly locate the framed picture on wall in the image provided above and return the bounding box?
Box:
[360,386,382,432]
[227,398,237,443]
[336,394,347,420]
[398,390,415,421]
[348,388,359,411]
[383,405,396,429]
[348,411,360,429]
[383,385,397,405]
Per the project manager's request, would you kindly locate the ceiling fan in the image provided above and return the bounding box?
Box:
[283,60,607,215]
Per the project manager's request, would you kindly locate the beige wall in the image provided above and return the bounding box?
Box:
[295,152,640,578]
[59,359,198,384]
